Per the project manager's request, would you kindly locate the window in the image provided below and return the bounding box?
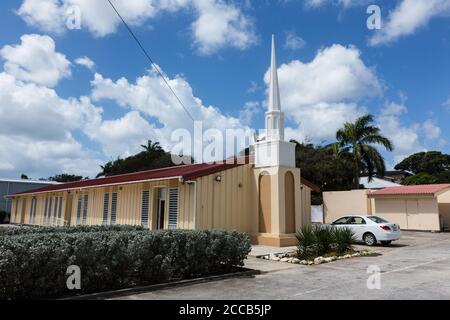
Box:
[29,198,34,223]
[168,188,178,230]
[32,198,37,224]
[141,190,150,228]
[368,216,388,224]
[102,193,110,225]
[43,197,49,225]
[348,217,366,225]
[82,194,88,225]
[76,195,82,225]
[57,197,63,225]
[13,199,18,223]
[332,217,350,225]
[53,196,58,225]
[110,192,118,225]
[47,197,53,226]
[29,197,37,225]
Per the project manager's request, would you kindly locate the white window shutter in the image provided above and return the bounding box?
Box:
[168,188,178,230]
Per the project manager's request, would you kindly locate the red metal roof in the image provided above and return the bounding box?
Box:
[369,184,450,197]
[301,178,320,193]
[12,157,252,196]
[10,155,320,197]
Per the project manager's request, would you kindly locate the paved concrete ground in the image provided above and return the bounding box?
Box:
[116,231,450,300]
[249,245,296,257]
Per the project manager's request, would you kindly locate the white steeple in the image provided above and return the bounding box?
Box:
[254,35,295,168]
[269,34,281,111]
[265,35,284,141]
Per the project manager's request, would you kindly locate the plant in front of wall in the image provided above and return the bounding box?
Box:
[313,225,334,256]
[332,227,356,254]
[295,225,316,259]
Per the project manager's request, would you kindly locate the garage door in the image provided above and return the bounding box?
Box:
[406,199,420,230]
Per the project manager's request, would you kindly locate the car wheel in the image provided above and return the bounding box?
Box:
[363,233,377,246]
[380,240,392,246]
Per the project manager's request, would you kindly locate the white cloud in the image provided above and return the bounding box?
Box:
[443,98,450,113]
[85,111,161,158]
[17,0,256,55]
[377,101,422,163]
[17,0,156,36]
[0,72,103,178]
[17,0,68,34]
[304,0,370,9]
[247,80,262,93]
[75,56,95,71]
[0,34,71,87]
[239,101,260,126]
[266,44,382,142]
[369,0,450,46]
[284,31,306,51]
[90,68,249,154]
[191,0,257,55]
[422,119,442,141]
[377,100,445,164]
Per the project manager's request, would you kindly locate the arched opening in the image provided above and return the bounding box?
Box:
[285,171,295,233]
[259,173,271,233]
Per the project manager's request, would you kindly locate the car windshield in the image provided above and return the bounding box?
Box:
[368,216,388,223]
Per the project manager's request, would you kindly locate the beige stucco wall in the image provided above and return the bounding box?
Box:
[194,163,256,233]
[437,190,450,229]
[300,184,312,227]
[323,190,373,223]
[373,196,440,231]
[252,166,304,235]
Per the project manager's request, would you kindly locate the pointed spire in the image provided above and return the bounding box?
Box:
[268,34,281,111]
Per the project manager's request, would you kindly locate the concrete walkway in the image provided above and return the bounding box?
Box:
[115,231,450,300]
[249,245,296,257]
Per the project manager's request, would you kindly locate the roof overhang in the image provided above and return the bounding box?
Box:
[6,176,182,198]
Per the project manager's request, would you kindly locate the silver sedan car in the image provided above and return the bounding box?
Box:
[330,215,401,246]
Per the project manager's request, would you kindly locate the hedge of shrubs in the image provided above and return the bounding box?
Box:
[0,226,251,299]
[296,225,355,259]
[0,224,145,235]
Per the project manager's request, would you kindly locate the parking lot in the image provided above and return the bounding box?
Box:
[117,231,450,300]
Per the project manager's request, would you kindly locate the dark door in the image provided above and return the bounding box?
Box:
[158,199,165,230]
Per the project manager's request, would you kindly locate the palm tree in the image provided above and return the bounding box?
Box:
[332,114,394,189]
[140,140,162,153]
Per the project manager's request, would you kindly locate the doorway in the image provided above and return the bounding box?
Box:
[156,188,166,230]
[406,199,420,230]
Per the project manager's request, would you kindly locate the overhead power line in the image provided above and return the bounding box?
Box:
[106,0,196,122]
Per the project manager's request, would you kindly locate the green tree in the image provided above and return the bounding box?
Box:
[97,140,192,177]
[48,174,83,183]
[20,174,28,180]
[395,151,450,185]
[291,141,356,204]
[332,115,394,188]
[395,151,450,175]
[402,173,439,186]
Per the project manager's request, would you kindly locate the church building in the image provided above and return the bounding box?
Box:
[7,36,318,247]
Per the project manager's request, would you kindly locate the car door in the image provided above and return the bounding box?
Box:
[346,216,367,241]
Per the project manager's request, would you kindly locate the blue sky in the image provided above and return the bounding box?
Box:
[0,0,449,179]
